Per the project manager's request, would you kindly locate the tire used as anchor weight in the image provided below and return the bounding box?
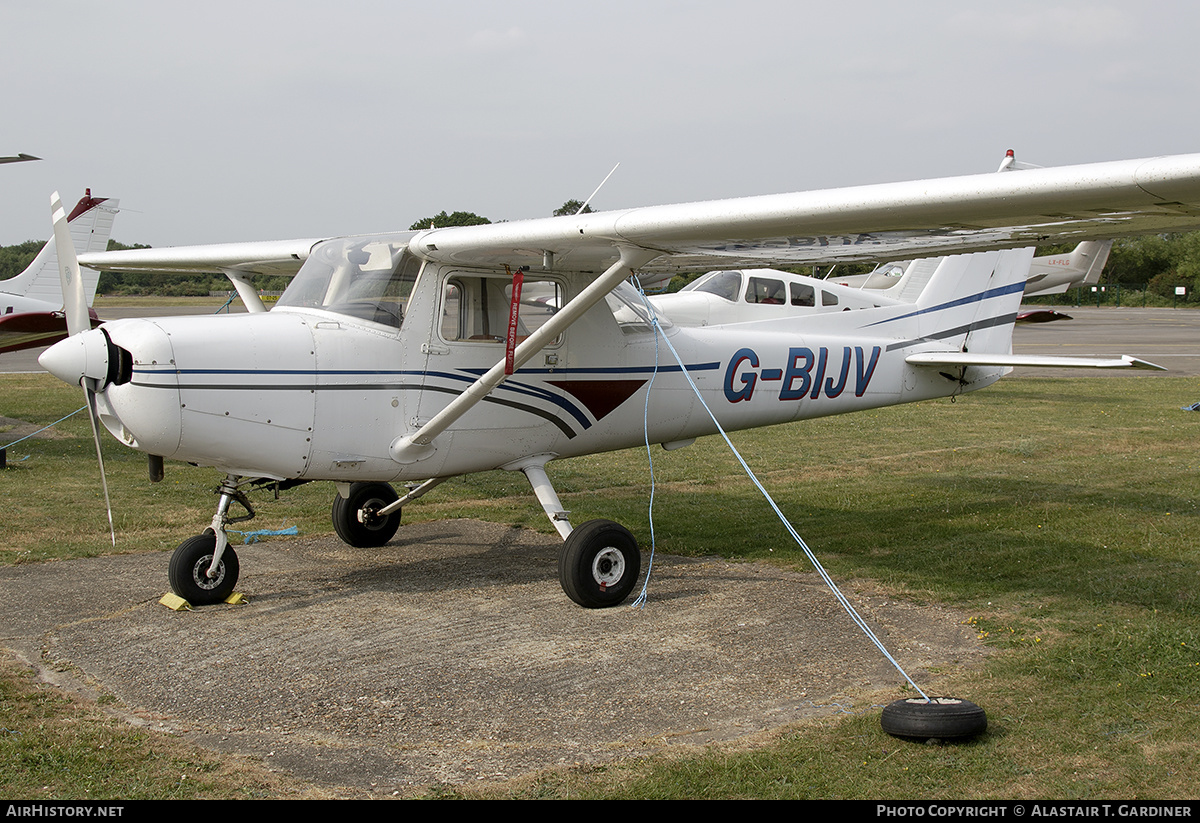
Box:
[168,533,240,606]
[331,482,401,548]
[559,519,641,608]
[881,697,987,741]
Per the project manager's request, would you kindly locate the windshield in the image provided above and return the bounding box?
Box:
[684,270,742,301]
[277,234,420,328]
[606,280,671,334]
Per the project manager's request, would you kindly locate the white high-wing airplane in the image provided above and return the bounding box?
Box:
[0,190,118,353]
[37,153,1200,610]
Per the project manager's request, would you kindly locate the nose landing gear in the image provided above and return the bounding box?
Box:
[168,532,240,605]
[167,474,253,605]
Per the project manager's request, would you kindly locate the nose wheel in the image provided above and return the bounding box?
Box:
[168,532,240,605]
[167,474,252,606]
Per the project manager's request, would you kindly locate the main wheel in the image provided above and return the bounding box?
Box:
[559,519,641,608]
[168,533,240,606]
[331,482,401,547]
[881,697,987,741]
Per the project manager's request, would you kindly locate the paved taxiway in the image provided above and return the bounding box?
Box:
[0,522,982,793]
[1011,306,1200,377]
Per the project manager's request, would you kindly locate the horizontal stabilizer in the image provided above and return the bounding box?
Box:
[905,352,1166,371]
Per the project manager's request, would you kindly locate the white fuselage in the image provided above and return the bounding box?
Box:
[84,256,1002,482]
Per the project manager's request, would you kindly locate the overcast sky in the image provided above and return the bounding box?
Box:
[4,0,1200,248]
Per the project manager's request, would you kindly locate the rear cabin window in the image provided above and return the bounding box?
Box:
[790,283,815,307]
[604,281,669,335]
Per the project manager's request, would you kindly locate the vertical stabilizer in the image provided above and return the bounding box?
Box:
[907,247,1036,355]
[1,192,117,308]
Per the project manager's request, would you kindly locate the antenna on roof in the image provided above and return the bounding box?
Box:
[576,163,620,214]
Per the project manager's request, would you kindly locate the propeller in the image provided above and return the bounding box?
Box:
[50,191,115,546]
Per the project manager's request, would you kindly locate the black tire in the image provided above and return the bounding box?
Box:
[331,482,401,547]
[881,697,987,741]
[559,519,641,608]
[168,533,240,606]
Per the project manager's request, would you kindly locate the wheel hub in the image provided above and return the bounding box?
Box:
[191,555,225,590]
[357,500,387,530]
[591,547,626,587]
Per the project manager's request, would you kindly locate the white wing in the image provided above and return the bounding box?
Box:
[78,238,324,276]
[74,153,1200,277]
[408,153,1200,273]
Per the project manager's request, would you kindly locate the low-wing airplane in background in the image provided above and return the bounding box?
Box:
[0,190,117,354]
[1021,239,1113,298]
[814,152,1115,303]
[37,152,1200,609]
[823,239,1113,301]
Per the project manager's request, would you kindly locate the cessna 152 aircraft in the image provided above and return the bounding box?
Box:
[37,152,1200,609]
[0,190,117,354]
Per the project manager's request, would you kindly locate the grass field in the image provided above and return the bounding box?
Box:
[2,372,1198,799]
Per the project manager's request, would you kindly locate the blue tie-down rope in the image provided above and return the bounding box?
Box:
[2,406,88,452]
[227,525,299,544]
[632,278,930,700]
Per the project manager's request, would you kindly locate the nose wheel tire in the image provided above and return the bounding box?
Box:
[168,533,240,606]
[331,482,402,547]
[559,519,641,608]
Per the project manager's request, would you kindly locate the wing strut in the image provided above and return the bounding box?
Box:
[220,269,269,313]
[390,244,660,464]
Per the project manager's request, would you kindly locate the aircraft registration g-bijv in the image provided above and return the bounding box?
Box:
[37,152,1200,610]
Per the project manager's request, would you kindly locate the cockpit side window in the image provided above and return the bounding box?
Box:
[441,273,563,345]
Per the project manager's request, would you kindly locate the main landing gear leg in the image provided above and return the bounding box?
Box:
[167,474,253,605]
[507,455,642,609]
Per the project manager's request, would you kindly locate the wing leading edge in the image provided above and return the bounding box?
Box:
[407,153,1200,274]
[71,153,1200,279]
[78,238,324,277]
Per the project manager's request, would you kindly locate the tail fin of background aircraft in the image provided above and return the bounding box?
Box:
[910,246,1036,356]
[0,191,117,307]
[1023,240,1113,297]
